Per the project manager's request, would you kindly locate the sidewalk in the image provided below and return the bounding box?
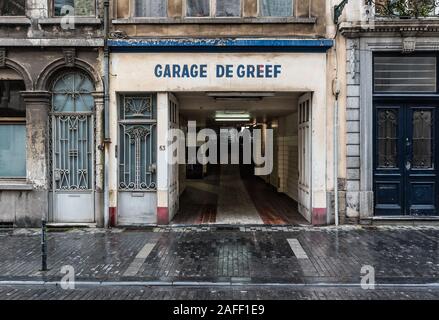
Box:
[1,225,439,286]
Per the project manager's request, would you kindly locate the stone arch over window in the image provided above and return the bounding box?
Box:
[0,60,33,91]
[36,58,103,93]
[50,70,95,112]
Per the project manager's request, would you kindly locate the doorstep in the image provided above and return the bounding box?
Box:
[46,223,97,229]
[361,216,439,226]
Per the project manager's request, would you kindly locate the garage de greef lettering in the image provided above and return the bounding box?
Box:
[154,64,282,79]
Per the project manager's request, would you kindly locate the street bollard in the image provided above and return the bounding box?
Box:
[41,218,47,271]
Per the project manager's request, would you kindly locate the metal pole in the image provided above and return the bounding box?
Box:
[334,99,339,227]
[41,219,47,271]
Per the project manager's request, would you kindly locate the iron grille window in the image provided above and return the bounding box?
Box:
[53,0,95,16]
[0,80,26,178]
[134,0,167,17]
[374,55,437,93]
[118,95,157,191]
[0,0,25,16]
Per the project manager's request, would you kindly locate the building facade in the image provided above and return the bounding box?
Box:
[0,0,104,227]
[339,0,439,221]
[0,0,377,228]
[105,0,342,226]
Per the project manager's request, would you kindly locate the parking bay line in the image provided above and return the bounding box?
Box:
[123,243,156,277]
[287,239,309,259]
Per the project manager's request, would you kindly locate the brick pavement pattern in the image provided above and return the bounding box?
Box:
[1,226,439,299]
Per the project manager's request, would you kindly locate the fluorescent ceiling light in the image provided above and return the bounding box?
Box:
[207,92,276,98]
[215,118,251,122]
[215,111,250,119]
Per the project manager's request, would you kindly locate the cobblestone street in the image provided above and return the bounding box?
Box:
[1,225,439,299]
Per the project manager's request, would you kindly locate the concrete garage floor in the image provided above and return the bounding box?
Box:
[172,165,309,225]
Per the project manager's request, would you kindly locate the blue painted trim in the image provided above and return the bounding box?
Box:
[108,38,333,53]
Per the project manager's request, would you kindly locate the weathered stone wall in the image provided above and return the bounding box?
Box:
[0,0,104,39]
[112,0,326,38]
[345,38,361,220]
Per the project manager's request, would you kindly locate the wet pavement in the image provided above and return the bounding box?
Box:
[1,225,439,299]
[2,285,439,300]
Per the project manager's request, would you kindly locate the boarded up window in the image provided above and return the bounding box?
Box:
[135,0,167,17]
[216,0,241,17]
[187,0,210,17]
[54,0,95,16]
[374,56,437,93]
[0,0,25,16]
[260,0,292,17]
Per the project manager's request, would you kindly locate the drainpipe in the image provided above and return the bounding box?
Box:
[103,0,111,228]
[333,84,340,227]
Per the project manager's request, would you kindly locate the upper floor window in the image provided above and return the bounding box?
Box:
[217,0,241,17]
[260,0,293,17]
[186,0,242,17]
[53,0,95,17]
[184,0,295,18]
[0,0,25,16]
[187,0,210,17]
[135,0,167,17]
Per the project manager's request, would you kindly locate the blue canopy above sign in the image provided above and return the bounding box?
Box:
[108,38,334,53]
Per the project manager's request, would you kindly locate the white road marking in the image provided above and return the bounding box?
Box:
[287,239,309,259]
[123,243,155,277]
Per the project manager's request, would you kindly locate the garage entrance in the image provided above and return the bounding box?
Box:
[169,92,312,226]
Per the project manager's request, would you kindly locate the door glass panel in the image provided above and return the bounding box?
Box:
[412,110,433,169]
[377,109,398,168]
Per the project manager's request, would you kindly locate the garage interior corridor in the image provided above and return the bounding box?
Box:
[169,91,312,226]
[172,164,309,225]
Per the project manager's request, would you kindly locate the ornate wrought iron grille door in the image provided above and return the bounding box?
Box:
[117,95,157,226]
[118,95,157,191]
[53,114,93,190]
[50,72,95,223]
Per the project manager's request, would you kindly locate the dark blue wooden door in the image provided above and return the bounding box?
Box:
[374,103,439,216]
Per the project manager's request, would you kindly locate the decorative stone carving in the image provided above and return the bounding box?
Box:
[349,43,357,79]
[402,37,416,53]
[63,48,76,67]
